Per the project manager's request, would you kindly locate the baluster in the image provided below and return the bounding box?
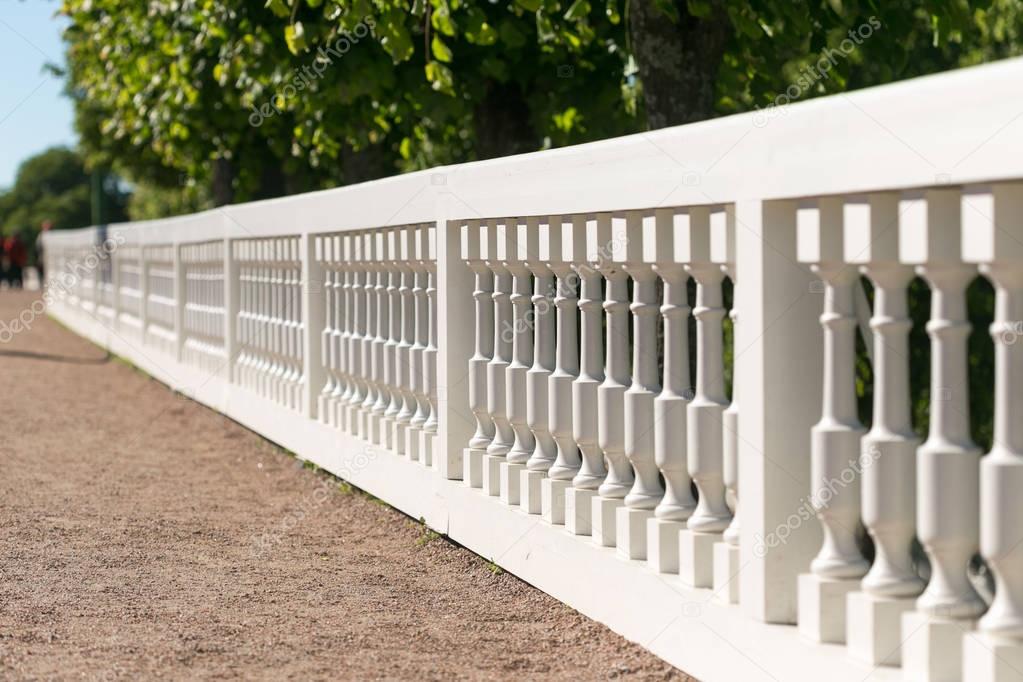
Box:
[900,189,985,682]
[356,234,376,433]
[796,198,868,643]
[355,234,373,428]
[329,237,346,427]
[617,211,663,560]
[593,213,633,548]
[338,236,355,431]
[289,240,303,409]
[483,219,515,496]
[382,229,402,450]
[566,216,606,536]
[500,219,536,505]
[965,185,1023,680]
[713,207,741,601]
[372,230,393,446]
[680,207,733,587]
[408,225,429,461]
[394,227,417,454]
[842,194,923,664]
[521,217,557,514]
[273,241,287,404]
[255,243,269,397]
[462,220,495,487]
[648,208,696,574]
[543,216,580,525]
[421,226,439,467]
[345,234,366,432]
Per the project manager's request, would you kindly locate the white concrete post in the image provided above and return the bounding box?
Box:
[964,183,1023,680]
[434,210,476,481]
[521,217,557,514]
[566,215,606,536]
[593,213,633,548]
[648,208,696,574]
[681,206,732,588]
[843,194,924,665]
[301,232,325,421]
[737,199,823,625]
[796,197,868,644]
[543,216,581,526]
[223,238,238,385]
[618,211,664,560]
[462,220,495,486]
[900,188,985,682]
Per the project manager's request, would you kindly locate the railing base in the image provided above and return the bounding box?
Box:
[846,591,916,666]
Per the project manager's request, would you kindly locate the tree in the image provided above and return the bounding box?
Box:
[0,147,127,239]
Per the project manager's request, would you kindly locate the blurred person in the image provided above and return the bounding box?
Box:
[5,234,27,289]
[36,221,52,286]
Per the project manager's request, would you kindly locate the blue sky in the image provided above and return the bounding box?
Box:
[0,0,74,190]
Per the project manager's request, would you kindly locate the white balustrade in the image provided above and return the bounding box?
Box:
[180,241,227,375]
[43,59,1023,682]
[116,244,144,336]
[144,244,177,355]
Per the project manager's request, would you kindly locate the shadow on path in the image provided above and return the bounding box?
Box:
[0,348,111,364]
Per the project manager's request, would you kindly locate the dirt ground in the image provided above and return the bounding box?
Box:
[0,290,692,681]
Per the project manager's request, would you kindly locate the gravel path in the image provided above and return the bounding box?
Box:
[0,291,691,681]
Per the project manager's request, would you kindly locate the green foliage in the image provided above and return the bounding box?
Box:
[125,180,212,221]
[0,147,126,241]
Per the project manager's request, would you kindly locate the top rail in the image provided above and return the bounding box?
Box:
[43,56,1023,245]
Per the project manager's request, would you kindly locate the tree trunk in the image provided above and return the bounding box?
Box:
[628,0,731,129]
[211,157,235,207]
[473,79,537,160]
[340,144,392,185]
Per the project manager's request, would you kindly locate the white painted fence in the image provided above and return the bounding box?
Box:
[41,58,1023,681]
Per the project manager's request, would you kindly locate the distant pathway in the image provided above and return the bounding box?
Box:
[0,291,691,681]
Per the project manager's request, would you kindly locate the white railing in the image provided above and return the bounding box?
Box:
[41,58,1023,682]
